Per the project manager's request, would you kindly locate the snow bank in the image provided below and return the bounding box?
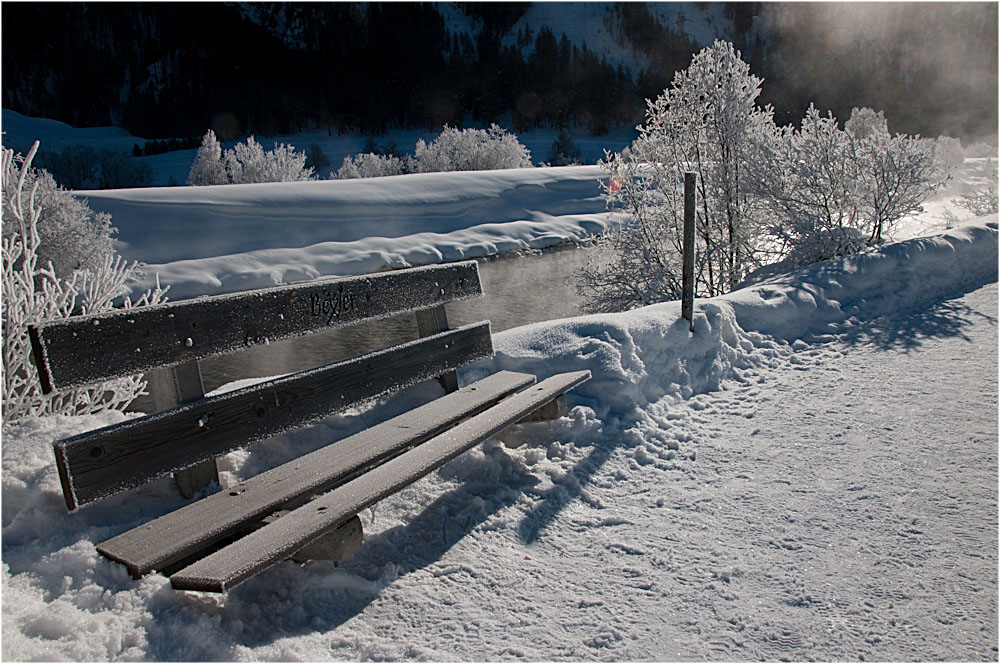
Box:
[3,217,995,661]
[76,166,616,299]
[468,216,998,421]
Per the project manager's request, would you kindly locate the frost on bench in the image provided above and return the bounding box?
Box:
[56,323,492,510]
[30,261,482,393]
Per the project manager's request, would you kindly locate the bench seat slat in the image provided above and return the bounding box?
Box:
[96,370,538,577]
[30,261,482,393]
[57,322,493,511]
[169,370,592,592]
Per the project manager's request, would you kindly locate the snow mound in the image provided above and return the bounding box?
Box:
[74,166,616,299]
[469,217,997,414]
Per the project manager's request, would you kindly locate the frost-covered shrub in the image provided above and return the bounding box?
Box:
[187,129,228,185]
[34,145,153,190]
[753,105,871,265]
[187,131,313,185]
[782,226,869,269]
[0,158,115,279]
[850,120,941,243]
[762,105,941,256]
[954,169,999,216]
[578,151,687,313]
[334,152,411,179]
[414,124,532,173]
[2,143,168,426]
[225,136,314,184]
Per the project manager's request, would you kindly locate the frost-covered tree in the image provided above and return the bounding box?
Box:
[334,152,412,179]
[414,124,532,172]
[307,143,330,172]
[844,107,888,142]
[0,157,116,279]
[188,132,314,185]
[547,130,583,166]
[932,136,966,175]
[187,129,228,185]
[847,109,941,243]
[2,143,168,426]
[582,41,774,312]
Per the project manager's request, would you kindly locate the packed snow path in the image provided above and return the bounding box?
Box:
[643,281,998,660]
[275,283,994,662]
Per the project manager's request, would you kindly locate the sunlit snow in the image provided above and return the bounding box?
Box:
[1,112,997,660]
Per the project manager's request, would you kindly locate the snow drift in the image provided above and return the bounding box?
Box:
[469,218,998,417]
[76,166,616,300]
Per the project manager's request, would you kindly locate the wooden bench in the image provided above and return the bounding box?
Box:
[29,260,590,592]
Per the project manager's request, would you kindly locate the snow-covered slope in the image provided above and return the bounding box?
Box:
[2,217,996,661]
[78,166,617,299]
[0,110,145,153]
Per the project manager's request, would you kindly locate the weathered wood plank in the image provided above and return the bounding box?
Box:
[30,261,482,393]
[169,370,591,592]
[96,371,537,578]
[55,323,493,511]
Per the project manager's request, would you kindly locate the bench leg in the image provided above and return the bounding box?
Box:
[175,458,220,499]
[290,515,364,564]
[517,394,567,423]
[415,305,459,393]
[496,395,568,448]
[262,512,364,564]
[146,361,222,497]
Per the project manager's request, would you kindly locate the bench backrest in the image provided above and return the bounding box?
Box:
[29,261,482,393]
[29,261,489,511]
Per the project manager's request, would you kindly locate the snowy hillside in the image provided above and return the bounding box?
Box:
[2,217,996,661]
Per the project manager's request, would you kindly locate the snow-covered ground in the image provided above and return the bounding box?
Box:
[77,165,617,300]
[73,155,1000,302]
[3,212,996,659]
[2,109,997,659]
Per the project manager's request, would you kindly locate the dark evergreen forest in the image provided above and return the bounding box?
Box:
[2,2,996,145]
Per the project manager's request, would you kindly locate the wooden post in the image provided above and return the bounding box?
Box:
[145,361,220,498]
[682,172,696,332]
[415,305,459,393]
